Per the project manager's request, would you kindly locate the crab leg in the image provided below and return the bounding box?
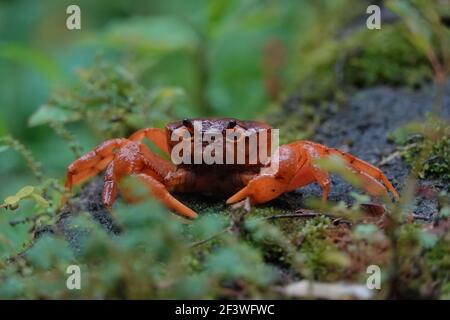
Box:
[102,161,120,208]
[63,133,196,217]
[129,127,170,155]
[227,145,301,205]
[227,141,399,205]
[96,142,196,218]
[287,164,331,201]
[301,141,400,199]
[135,173,197,219]
[99,142,174,206]
[65,139,126,191]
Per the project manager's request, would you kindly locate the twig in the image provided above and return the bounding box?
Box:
[228,198,252,234]
[190,229,228,248]
[377,143,417,166]
[265,212,320,220]
[9,213,50,227]
[9,216,37,226]
[265,209,352,226]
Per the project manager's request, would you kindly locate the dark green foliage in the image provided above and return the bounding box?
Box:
[0,200,279,299]
[405,136,450,181]
[345,25,432,87]
[0,135,43,183]
[292,0,447,106]
[391,118,450,182]
[29,58,184,139]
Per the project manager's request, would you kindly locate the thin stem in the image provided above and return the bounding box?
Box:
[49,122,83,158]
[1,135,43,183]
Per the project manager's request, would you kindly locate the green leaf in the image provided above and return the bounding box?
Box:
[15,186,34,198]
[103,16,199,54]
[4,196,20,206]
[30,193,49,208]
[26,236,74,270]
[28,104,81,126]
[0,145,9,153]
[387,0,433,54]
[0,43,62,81]
[0,277,25,299]
[190,214,228,240]
[440,206,450,218]
[418,230,438,249]
[314,155,362,187]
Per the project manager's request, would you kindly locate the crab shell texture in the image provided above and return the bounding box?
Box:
[64,117,399,219]
[165,118,273,171]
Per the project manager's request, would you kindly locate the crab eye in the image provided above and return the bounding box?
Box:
[182,118,191,128]
[226,127,246,144]
[227,120,237,129]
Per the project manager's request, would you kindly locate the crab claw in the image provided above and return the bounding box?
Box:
[226,186,250,204]
[226,175,286,205]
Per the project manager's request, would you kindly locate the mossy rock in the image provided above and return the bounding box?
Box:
[391,119,450,183]
[344,24,432,88]
[404,135,450,182]
[295,23,433,105]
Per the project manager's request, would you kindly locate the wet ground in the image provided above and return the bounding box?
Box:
[54,81,450,244]
[303,82,449,219]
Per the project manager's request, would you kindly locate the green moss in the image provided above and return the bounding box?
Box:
[344,25,432,88]
[424,239,450,279]
[244,212,298,269]
[417,136,450,181]
[294,23,432,106]
[266,104,321,144]
[29,57,186,139]
[403,135,450,182]
[391,117,450,182]
[272,22,434,146]
[394,220,450,299]
[295,216,350,281]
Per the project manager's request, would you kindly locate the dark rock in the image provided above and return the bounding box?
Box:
[56,178,120,251]
[296,82,450,219]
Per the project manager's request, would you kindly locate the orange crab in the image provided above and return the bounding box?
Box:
[64,118,399,218]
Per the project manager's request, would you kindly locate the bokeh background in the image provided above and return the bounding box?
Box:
[0,0,449,299]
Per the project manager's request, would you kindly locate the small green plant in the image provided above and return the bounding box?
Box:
[0,135,43,183]
[391,117,450,182]
[407,136,450,181]
[387,0,450,87]
[29,58,185,139]
[1,186,48,211]
[345,24,432,87]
